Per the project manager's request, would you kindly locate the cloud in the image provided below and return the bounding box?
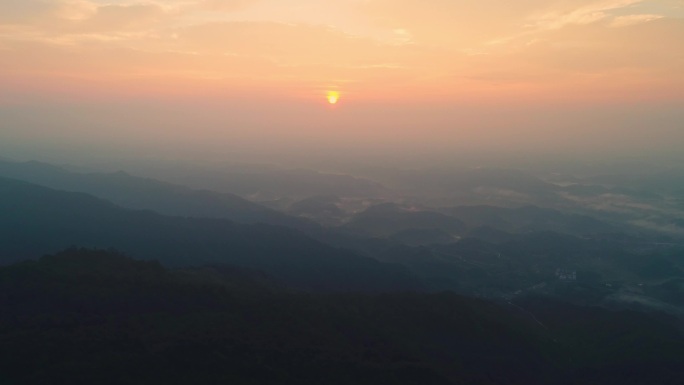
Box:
[525,0,642,30]
[357,0,678,52]
[358,0,549,48]
[197,0,259,12]
[70,3,167,32]
[0,0,62,24]
[610,13,664,27]
[522,17,684,72]
[0,1,171,38]
[0,0,682,102]
[175,21,415,67]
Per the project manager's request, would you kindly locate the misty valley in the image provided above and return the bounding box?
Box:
[1,158,683,384]
[2,0,683,382]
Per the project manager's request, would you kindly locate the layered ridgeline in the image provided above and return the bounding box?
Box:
[0,176,419,292]
[343,203,467,240]
[1,248,682,385]
[0,160,318,231]
[342,202,619,243]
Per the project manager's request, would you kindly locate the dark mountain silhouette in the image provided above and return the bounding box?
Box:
[0,159,318,231]
[1,248,682,385]
[0,176,420,292]
[366,227,684,308]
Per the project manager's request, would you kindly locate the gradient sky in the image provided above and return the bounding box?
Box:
[1,0,683,166]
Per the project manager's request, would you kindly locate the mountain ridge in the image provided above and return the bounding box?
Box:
[0,176,420,292]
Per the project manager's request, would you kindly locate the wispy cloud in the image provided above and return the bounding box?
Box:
[610,13,664,26]
[0,0,682,101]
[525,0,644,30]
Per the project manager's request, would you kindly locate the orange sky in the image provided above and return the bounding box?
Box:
[0,0,683,165]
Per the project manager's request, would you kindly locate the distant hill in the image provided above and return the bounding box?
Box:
[585,169,684,194]
[0,176,420,292]
[389,228,456,246]
[447,204,617,236]
[344,203,466,239]
[375,168,560,204]
[341,202,612,245]
[0,160,318,231]
[465,226,517,243]
[147,164,389,200]
[287,195,347,225]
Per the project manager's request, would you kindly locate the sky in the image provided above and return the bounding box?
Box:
[0,0,683,167]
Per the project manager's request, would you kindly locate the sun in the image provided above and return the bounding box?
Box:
[326,91,340,105]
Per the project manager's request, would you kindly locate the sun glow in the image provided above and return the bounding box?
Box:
[327,91,340,104]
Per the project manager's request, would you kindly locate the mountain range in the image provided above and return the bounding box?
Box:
[0,176,418,292]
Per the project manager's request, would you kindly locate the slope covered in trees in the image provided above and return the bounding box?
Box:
[0,160,317,231]
[1,248,682,385]
[0,176,418,292]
